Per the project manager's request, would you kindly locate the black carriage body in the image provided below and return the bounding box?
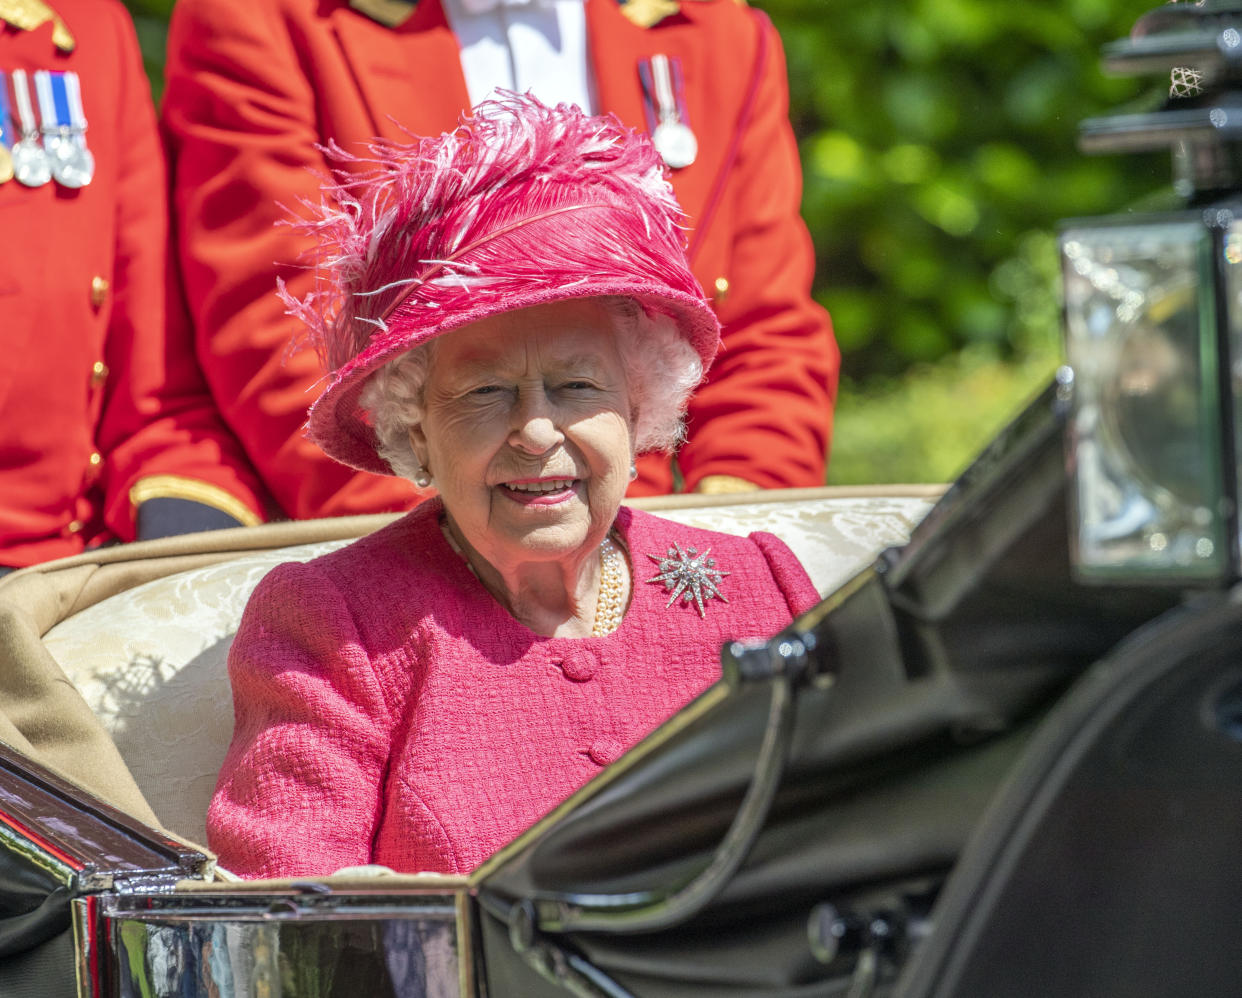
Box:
[0,748,473,997]
[2,379,1236,997]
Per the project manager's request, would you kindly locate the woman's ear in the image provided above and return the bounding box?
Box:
[408,422,430,472]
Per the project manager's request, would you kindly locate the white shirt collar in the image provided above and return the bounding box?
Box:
[443,0,595,115]
[454,0,581,14]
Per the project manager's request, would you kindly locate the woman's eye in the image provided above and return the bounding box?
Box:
[561,381,596,391]
[470,385,502,396]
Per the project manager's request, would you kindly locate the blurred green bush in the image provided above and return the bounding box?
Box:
[124,0,1176,484]
[759,0,1171,481]
[829,230,1063,484]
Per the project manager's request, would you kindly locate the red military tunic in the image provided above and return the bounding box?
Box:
[162,0,838,515]
[0,0,268,569]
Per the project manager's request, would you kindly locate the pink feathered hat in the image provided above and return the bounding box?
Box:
[286,92,722,476]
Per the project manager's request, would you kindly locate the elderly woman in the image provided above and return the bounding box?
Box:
[208,95,820,878]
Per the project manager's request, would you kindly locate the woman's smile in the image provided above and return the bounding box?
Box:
[498,477,580,505]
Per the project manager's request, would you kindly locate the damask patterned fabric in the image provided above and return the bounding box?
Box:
[44,493,932,846]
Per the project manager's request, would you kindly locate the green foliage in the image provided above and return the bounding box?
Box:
[752,0,1175,481]
[129,12,170,102]
[826,229,1068,483]
[758,0,1167,382]
[829,338,1062,484]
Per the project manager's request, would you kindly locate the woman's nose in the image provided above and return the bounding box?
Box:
[509,391,564,453]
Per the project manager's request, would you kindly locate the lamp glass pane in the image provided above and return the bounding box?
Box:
[1220,219,1242,547]
[1061,219,1227,581]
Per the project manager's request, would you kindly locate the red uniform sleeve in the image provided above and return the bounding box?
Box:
[97,2,269,538]
[208,561,395,878]
[162,0,417,519]
[677,11,839,493]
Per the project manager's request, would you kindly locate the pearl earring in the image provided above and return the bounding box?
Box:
[414,468,433,489]
[629,463,638,481]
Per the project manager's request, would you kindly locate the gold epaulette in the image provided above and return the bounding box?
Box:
[620,0,743,30]
[0,0,74,52]
[620,0,678,28]
[349,0,416,28]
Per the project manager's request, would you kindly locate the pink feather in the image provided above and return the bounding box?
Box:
[281,92,696,373]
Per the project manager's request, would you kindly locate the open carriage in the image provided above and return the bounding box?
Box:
[4,3,1242,994]
[3,376,1240,997]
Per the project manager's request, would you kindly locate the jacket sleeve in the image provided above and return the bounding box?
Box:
[161,0,417,518]
[97,2,269,540]
[208,560,397,879]
[678,11,839,492]
[749,530,821,618]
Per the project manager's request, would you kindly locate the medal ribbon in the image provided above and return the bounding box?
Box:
[0,72,11,183]
[62,71,87,134]
[638,54,689,134]
[33,69,62,135]
[0,71,11,148]
[10,69,39,140]
[38,71,87,142]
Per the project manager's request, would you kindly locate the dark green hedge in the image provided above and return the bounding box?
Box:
[763,0,1168,381]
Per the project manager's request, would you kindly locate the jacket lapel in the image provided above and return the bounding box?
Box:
[585,0,649,133]
[330,0,471,143]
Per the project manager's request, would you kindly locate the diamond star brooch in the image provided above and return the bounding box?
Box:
[645,543,730,618]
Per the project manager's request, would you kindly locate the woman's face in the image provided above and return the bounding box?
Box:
[409,299,635,571]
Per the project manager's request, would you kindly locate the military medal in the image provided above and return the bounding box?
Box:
[639,54,697,170]
[9,69,50,188]
[0,72,15,184]
[35,69,92,188]
[652,119,697,171]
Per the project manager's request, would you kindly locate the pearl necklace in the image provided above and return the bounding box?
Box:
[592,535,626,636]
[441,517,627,635]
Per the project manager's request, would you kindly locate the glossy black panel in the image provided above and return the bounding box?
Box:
[0,740,205,883]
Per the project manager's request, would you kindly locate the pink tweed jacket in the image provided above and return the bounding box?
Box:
[208,500,819,878]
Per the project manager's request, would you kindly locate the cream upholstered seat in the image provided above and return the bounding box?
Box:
[37,488,936,846]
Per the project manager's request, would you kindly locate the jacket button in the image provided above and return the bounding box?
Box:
[586,738,624,767]
[88,451,103,468]
[67,519,84,534]
[555,649,595,682]
[90,276,109,307]
[91,361,108,386]
[713,276,729,305]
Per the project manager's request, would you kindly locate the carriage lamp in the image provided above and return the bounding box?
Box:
[1061,1,1242,583]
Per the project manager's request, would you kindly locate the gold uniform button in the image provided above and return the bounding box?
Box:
[713,276,730,305]
[90,276,110,308]
[91,361,108,386]
[89,451,103,468]
[67,519,84,534]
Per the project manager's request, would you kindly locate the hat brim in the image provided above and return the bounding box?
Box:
[306,281,721,476]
